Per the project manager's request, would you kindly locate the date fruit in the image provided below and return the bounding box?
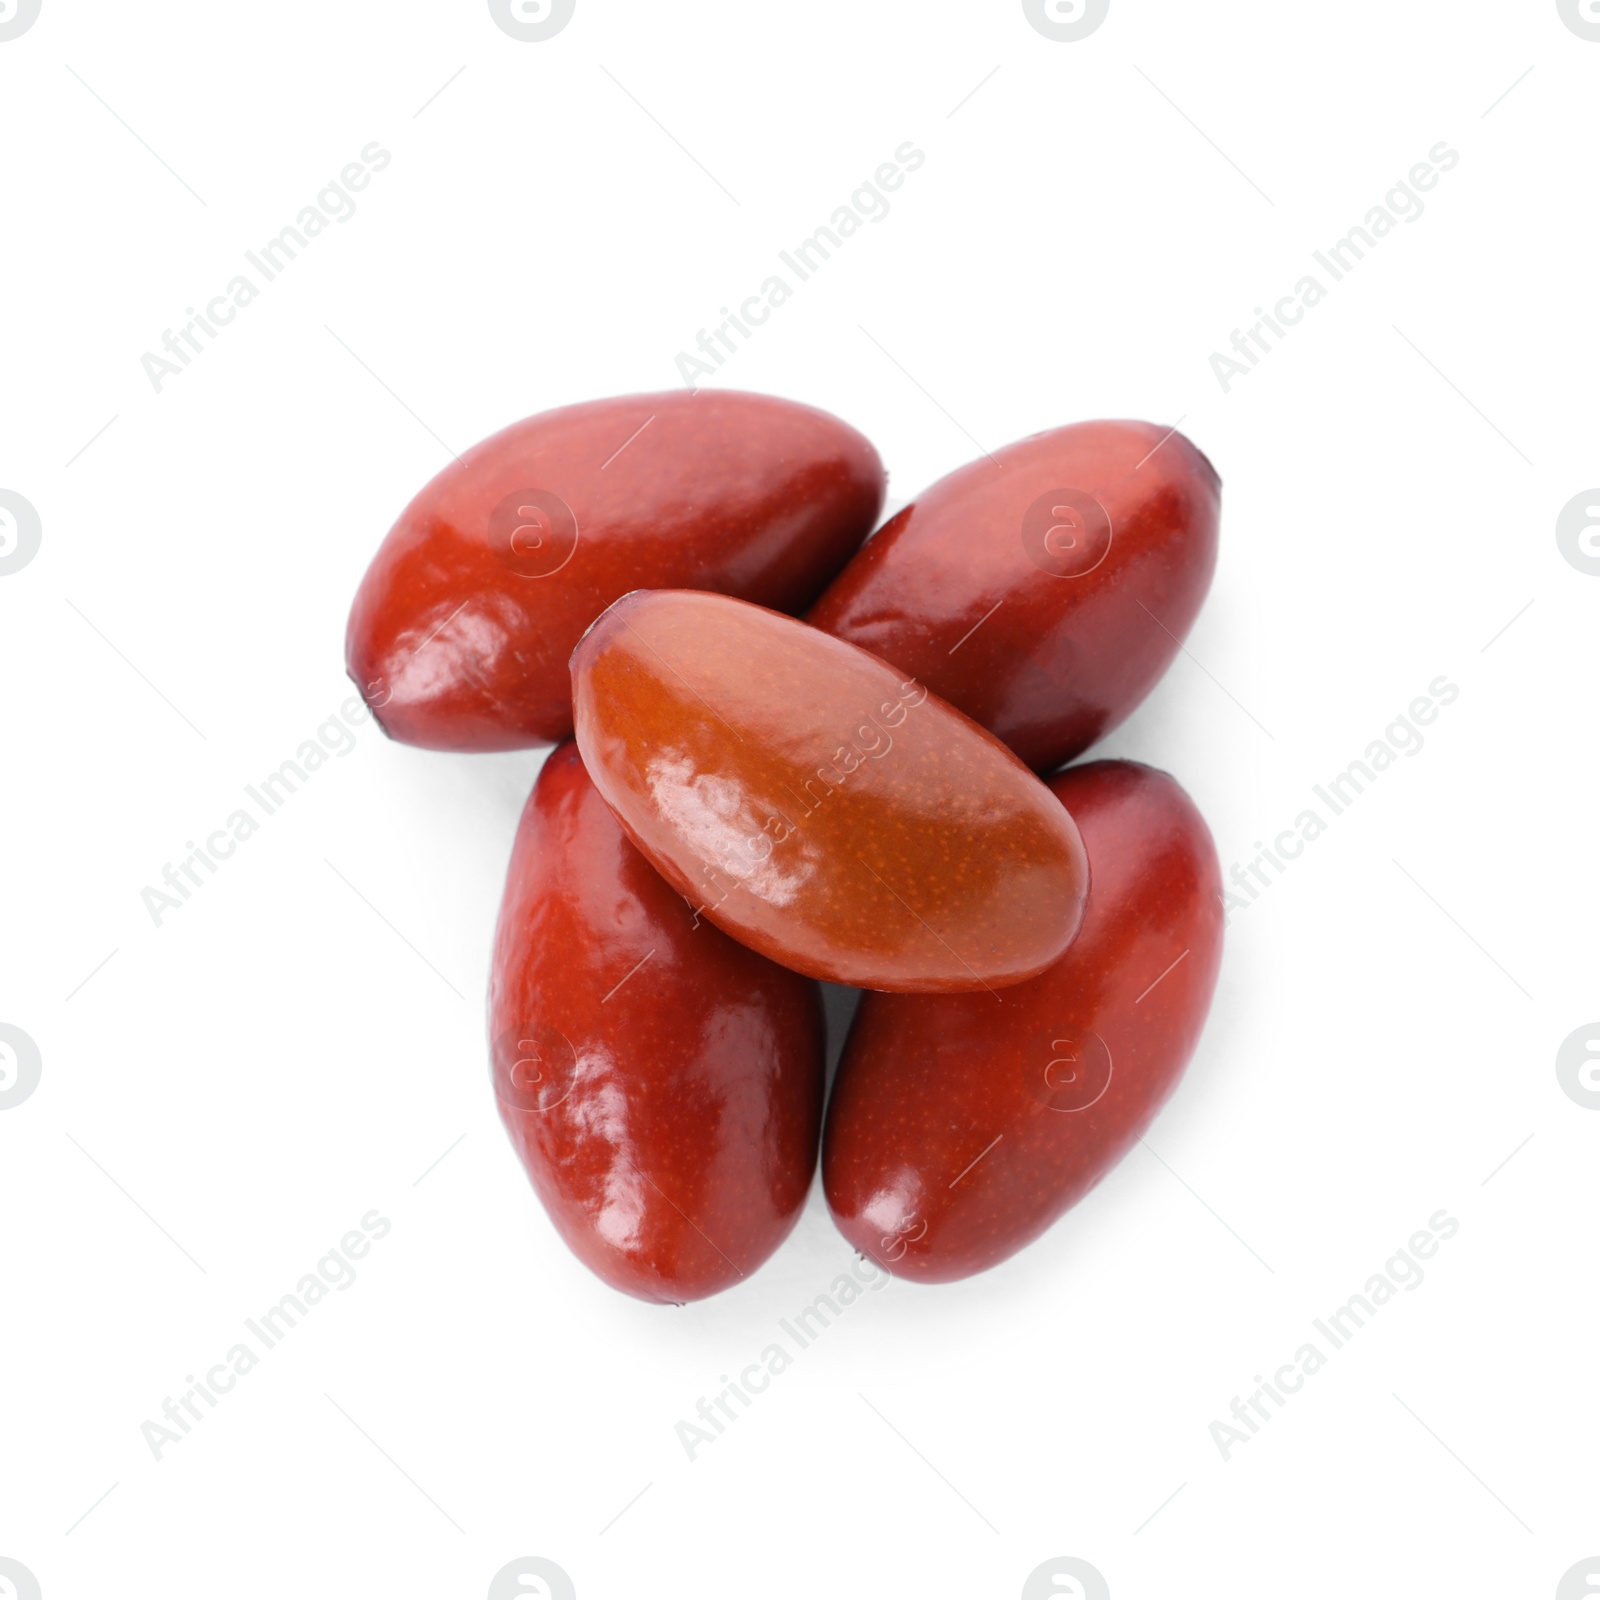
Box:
[822,760,1222,1282]
[348,390,884,751]
[489,741,825,1303]
[571,589,1090,993]
[807,421,1220,771]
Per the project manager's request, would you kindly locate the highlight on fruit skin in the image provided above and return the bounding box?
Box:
[346,389,885,752]
[808,419,1221,772]
[490,741,826,1304]
[570,587,1090,994]
[823,759,1224,1284]
[337,387,1232,1301]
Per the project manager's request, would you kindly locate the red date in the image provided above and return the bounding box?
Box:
[489,742,825,1302]
[822,759,1223,1282]
[348,390,883,751]
[571,589,1090,993]
[808,421,1220,771]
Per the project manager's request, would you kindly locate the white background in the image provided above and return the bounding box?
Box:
[2,2,1596,1596]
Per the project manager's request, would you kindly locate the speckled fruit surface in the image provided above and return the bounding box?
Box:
[348,390,884,751]
[823,760,1223,1282]
[489,741,825,1303]
[571,589,1090,993]
[808,420,1219,772]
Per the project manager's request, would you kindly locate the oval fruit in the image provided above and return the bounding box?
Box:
[822,760,1222,1282]
[807,420,1220,771]
[489,741,825,1303]
[348,390,884,751]
[571,589,1089,993]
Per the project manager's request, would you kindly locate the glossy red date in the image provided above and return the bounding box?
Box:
[348,390,883,751]
[489,742,825,1303]
[822,759,1223,1282]
[807,421,1220,771]
[571,589,1090,993]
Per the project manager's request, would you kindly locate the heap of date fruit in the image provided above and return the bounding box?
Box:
[344,392,1223,1303]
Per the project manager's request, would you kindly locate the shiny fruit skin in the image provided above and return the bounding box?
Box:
[823,760,1222,1283]
[489,741,825,1303]
[348,390,884,752]
[807,421,1220,772]
[571,589,1090,994]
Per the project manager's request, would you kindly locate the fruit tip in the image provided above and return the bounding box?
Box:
[569,588,650,669]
